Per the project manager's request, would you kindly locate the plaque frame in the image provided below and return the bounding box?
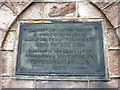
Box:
[14,19,109,81]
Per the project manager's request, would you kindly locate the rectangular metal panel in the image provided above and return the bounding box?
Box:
[16,22,105,76]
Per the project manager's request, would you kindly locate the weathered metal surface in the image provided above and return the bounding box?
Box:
[16,22,105,76]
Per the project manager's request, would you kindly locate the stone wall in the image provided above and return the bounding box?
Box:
[0,1,120,89]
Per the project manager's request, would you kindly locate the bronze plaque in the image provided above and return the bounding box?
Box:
[16,22,105,76]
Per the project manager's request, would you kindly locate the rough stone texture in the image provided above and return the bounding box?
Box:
[0,51,2,90]
[5,2,32,15]
[103,2,119,28]
[36,81,88,88]
[0,5,17,31]
[78,2,103,18]
[19,3,42,19]
[10,21,18,30]
[2,77,33,88]
[0,78,1,89]
[0,30,6,49]
[109,50,120,76]
[118,79,120,90]
[105,18,114,28]
[1,51,13,76]
[116,27,120,41]
[48,2,76,17]
[19,2,76,19]
[0,2,120,89]
[118,1,120,28]
[107,28,119,48]
[2,77,11,89]
[0,2,3,8]
[2,31,16,51]
[0,51,2,74]
[90,80,119,88]
[0,77,1,89]
[93,1,114,10]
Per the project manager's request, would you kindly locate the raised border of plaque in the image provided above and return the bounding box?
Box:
[16,22,106,77]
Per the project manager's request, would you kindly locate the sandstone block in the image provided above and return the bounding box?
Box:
[107,28,119,48]
[19,3,42,20]
[1,52,13,76]
[103,2,119,28]
[109,50,120,77]
[0,5,16,31]
[36,81,87,88]
[90,80,119,88]
[48,3,76,17]
[78,2,102,18]
[2,31,16,51]
[5,2,32,15]
[0,30,6,49]
[2,77,33,88]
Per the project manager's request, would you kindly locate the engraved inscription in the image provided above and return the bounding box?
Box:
[16,22,105,76]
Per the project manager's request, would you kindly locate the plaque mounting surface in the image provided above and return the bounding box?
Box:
[16,22,105,76]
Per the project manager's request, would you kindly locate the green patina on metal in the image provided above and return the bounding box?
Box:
[16,22,105,76]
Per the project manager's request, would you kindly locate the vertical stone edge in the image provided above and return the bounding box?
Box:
[0,30,6,89]
[118,1,120,89]
[0,50,2,89]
